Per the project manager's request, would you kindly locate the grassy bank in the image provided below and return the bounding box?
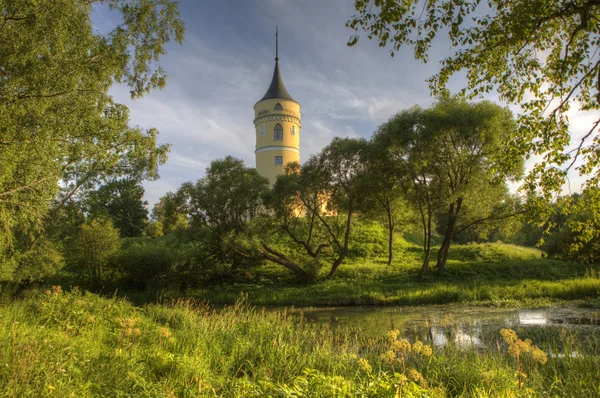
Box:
[131,244,600,307]
[1,289,599,397]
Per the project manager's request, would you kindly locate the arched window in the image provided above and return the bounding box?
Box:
[274,124,283,140]
[274,103,283,111]
[291,125,296,136]
[260,126,265,136]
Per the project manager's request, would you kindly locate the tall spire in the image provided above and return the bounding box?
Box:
[275,25,279,62]
[259,26,295,102]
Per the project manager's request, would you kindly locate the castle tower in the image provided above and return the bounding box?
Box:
[254,27,300,185]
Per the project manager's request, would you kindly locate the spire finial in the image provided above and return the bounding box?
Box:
[275,25,279,62]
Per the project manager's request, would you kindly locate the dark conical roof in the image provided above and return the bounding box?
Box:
[259,60,295,102]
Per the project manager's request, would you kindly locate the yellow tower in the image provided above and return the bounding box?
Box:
[254,28,300,185]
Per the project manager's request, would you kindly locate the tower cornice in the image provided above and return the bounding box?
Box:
[253,113,301,127]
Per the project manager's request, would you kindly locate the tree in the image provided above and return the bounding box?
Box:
[145,221,164,238]
[0,0,183,282]
[373,106,446,275]
[179,157,312,278]
[543,188,600,262]
[270,137,369,279]
[359,141,415,266]
[446,190,524,244]
[87,179,149,237]
[347,0,600,237]
[375,97,523,274]
[152,191,189,234]
[65,218,121,287]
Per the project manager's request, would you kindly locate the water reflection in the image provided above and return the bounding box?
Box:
[295,306,600,349]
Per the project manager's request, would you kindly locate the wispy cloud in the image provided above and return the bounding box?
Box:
[94,0,594,208]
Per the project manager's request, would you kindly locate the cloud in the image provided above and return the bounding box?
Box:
[96,0,597,208]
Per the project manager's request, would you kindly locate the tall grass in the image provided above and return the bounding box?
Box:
[1,289,599,396]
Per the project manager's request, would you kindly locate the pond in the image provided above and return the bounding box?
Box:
[292,305,600,351]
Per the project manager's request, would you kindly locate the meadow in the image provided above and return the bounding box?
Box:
[125,242,600,308]
[3,242,599,397]
[1,288,599,397]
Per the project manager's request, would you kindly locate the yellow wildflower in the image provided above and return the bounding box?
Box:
[159,327,172,339]
[407,368,428,387]
[530,347,547,365]
[500,328,518,345]
[385,330,400,343]
[380,350,396,364]
[412,341,423,354]
[422,345,433,357]
[392,339,412,354]
[357,358,372,374]
[480,370,496,382]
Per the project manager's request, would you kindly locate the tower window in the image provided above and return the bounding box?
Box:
[275,156,283,165]
[274,124,283,140]
[291,126,296,136]
[260,126,265,136]
[274,103,283,111]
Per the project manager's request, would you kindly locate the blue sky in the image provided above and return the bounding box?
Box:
[93,0,595,208]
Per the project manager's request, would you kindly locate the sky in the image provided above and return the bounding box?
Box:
[92,0,596,209]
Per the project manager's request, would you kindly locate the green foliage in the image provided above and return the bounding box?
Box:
[0,238,62,285]
[182,156,270,235]
[270,137,370,279]
[87,179,149,237]
[348,0,600,196]
[374,96,524,272]
[543,188,600,263]
[151,191,188,233]
[1,290,599,396]
[0,0,183,283]
[144,220,164,238]
[348,0,600,250]
[450,194,524,244]
[176,157,271,276]
[118,240,177,289]
[181,246,599,307]
[65,218,121,286]
[359,141,419,265]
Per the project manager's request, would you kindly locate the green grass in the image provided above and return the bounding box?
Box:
[1,289,599,396]
[136,248,600,307]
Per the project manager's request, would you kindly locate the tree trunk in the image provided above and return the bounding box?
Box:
[435,203,454,268]
[436,198,463,273]
[260,243,309,281]
[326,210,353,279]
[386,204,394,266]
[419,204,432,279]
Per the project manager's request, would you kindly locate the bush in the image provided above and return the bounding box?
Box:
[119,240,177,290]
[119,230,249,291]
[64,218,121,287]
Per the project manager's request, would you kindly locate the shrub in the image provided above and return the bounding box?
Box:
[64,218,121,287]
[119,240,177,290]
